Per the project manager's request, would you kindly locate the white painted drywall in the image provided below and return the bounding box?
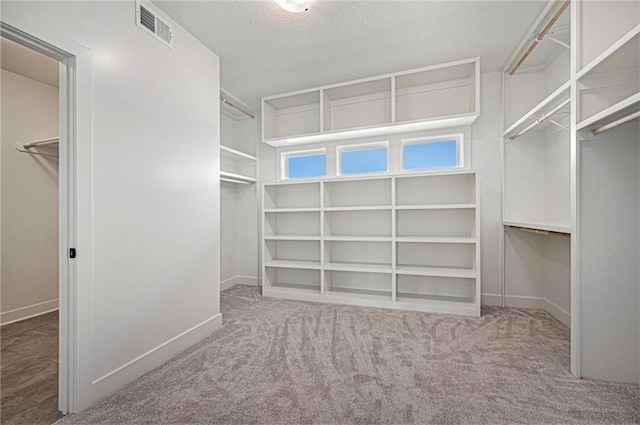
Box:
[0,69,59,324]
[2,0,221,404]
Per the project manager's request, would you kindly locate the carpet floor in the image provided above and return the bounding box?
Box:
[57,285,639,424]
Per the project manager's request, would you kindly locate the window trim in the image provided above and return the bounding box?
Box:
[281,148,327,180]
[336,141,390,177]
[400,134,463,172]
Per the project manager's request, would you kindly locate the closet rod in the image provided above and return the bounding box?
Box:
[23,137,59,149]
[509,98,570,141]
[221,176,254,185]
[220,96,255,119]
[591,110,640,136]
[509,0,571,76]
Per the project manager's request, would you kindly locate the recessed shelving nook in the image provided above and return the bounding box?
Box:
[262,171,481,316]
[501,0,572,329]
[262,58,479,147]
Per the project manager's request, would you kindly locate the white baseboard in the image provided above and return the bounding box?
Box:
[504,295,545,310]
[220,275,258,291]
[1,299,59,325]
[92,313,222,403]
[544,298,571,328]
[480,293,502,307]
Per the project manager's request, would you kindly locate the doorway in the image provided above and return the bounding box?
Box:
[0,35,63,424]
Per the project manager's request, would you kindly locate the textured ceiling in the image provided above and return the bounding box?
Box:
[155,1,546,109]
[1,36,59,87]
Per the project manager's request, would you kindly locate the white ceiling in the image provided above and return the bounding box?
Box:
[155,0,547,109]
[1,37,59,87]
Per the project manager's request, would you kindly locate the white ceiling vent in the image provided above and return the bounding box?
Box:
[136,1,173,48]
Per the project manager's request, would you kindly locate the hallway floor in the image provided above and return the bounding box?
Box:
[1,311,63,425]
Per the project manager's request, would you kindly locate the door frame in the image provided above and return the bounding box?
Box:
[1,13,94,413]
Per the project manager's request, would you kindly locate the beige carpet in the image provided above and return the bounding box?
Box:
[57,285,639,424]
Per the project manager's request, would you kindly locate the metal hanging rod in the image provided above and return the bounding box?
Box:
[220,96,255,119]
[221,176,254,185]
[22,137,59,149]
[509,98,571,141]
[591,110,640,136]
[509,0,571,76]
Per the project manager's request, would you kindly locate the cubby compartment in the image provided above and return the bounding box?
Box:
[324,210,391,238]
[324,241,392,271]
[264,182,320,210]
[323,78,391,132]
[395,60,477,123]
[503,1,570,128]
[577,26,640,126]
[324,178,391,208]
[265,267,321,293]
[396,209,475,238]
[325,270,392,301]
[396,242,476,277]
[264,240,321,268]
[396,173,475,206]
[396,274,476,304]
[578,2,639,71]
[263,91,321,139]
[265,212,320,237]
[503,94,571,230]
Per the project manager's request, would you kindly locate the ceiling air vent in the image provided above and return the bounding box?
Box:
[136,1,173,49]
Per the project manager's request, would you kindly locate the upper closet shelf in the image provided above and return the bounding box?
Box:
[220,145,256,161]
[576,24,640,81]
[503,220,571,235]
[576,94,640,135]
[503,81,570,139]
[262,57,479,147]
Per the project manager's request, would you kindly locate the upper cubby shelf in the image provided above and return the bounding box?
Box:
[262,57,479,147]
[577,24,640,129]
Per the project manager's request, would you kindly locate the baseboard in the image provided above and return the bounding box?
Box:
[0,299,59,325]
[220,275,258,291]
[504,295,545,310]
[544,298,571,328]
[480,293,502,307]
[92,313,222,403]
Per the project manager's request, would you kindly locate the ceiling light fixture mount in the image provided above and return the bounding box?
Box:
[275,0,314,13]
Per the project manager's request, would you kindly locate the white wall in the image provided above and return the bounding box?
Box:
[2,0,221,406]
[1,69,59,324]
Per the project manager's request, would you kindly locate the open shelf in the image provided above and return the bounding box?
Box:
[396,172,476,206]
[503,83,571,138]
[323,78,392,132]
[220,145,256,161]
[503,221,570,235]
[262,172,480,316]
[577,93,640,133]
[395,60,478,124]
[577,25,640,125]
[264,182,320,209]
[262,58,479,147]
[324,178,391,208]
[264,267,321,294]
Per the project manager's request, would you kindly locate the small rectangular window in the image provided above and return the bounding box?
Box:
[284,150,326,179]
[339,144,388,175]
[402,138,460,171]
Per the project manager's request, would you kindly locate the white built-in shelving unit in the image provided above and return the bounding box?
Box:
[574,2,639,385]
[262,171,481,316]
[220,90,259,290]
[501,0,572,331]
[262,58,479,146]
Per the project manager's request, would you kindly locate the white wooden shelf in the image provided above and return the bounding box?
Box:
[577,24,640,80]
[220,145,256,161]
[262,57,479,147]
[576,93,640,132]
[263,260,321,270]
[262,172,481,316]
[396,266,477,279]
[503,220,571,235]
[324,262,392,273]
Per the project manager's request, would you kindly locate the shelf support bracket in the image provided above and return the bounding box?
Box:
[545,36,570,49]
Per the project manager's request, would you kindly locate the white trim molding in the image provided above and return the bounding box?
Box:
[0,300,59,326]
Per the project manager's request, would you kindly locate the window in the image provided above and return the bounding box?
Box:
[338,143,388,175]
[402,137,461,171]
[283,150,326,179]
